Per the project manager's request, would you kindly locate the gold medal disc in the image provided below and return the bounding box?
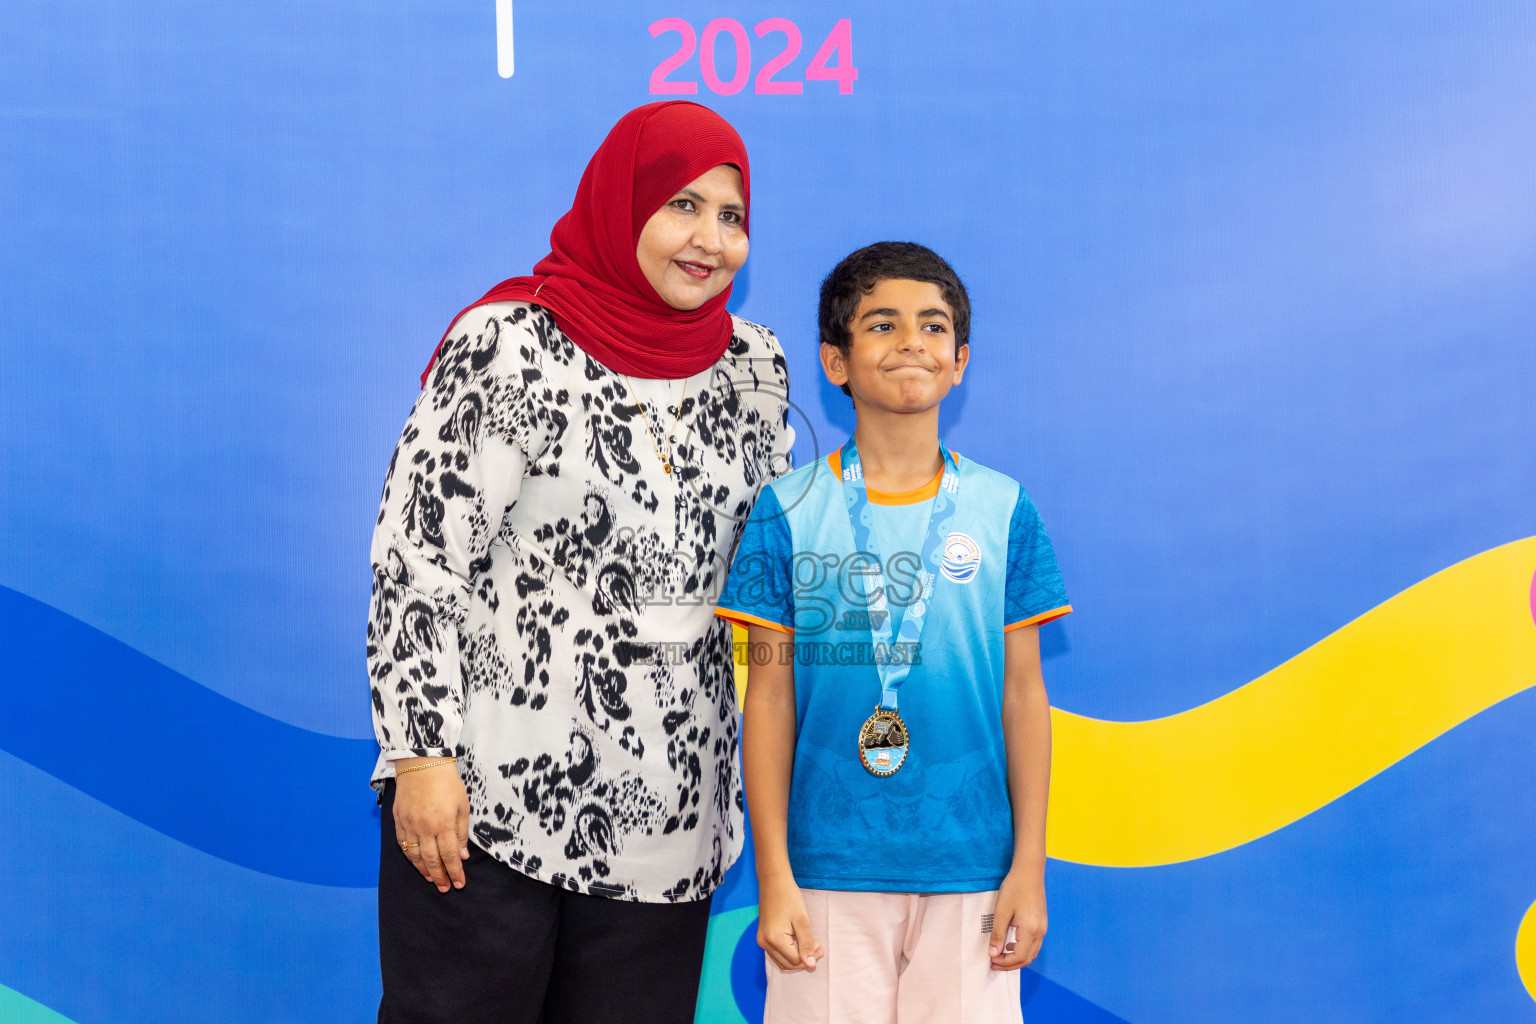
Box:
[858,706,910,777]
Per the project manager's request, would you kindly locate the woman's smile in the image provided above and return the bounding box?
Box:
[674,259,716,280]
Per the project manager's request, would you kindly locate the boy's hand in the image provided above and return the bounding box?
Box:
[988,867,1047,970]
[757,875,824,972]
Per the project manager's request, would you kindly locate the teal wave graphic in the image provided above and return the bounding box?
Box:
[0,586,379,887]
[0,982,79,1024]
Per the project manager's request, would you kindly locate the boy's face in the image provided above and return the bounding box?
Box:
[820,278,969,416]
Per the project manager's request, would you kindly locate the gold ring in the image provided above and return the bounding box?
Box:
[400,840,418,850]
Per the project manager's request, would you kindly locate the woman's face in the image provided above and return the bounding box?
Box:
[635,163,748,311]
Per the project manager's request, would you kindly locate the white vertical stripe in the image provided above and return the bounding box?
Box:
[495,0,514,78]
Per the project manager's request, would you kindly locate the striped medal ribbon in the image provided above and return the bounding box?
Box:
[839,438,963,776]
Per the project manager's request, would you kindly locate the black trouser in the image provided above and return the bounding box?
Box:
[377,782,712,1024]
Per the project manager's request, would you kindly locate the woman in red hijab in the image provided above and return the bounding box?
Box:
[367,102,793,1024]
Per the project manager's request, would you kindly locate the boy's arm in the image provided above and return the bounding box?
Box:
[989,623,1051,970]
[741,624,824,971]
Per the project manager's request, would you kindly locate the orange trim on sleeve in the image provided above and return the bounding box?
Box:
[714,607,794,634]
[1005,604,1073,631]
[829,448,961,506]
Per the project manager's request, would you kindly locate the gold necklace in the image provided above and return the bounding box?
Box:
[623,376,688,475]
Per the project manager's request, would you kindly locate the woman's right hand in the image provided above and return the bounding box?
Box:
[392,758,471,892]
[756,873,823,971]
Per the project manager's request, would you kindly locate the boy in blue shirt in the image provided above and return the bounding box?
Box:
[716,242,1070,1023]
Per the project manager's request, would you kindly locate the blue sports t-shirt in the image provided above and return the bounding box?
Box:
[716,448,1070,893]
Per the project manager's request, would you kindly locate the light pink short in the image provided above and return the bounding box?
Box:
[763,889,1024,1024]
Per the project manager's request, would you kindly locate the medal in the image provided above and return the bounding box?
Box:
[858,705,910,776]
[839,438,962,778]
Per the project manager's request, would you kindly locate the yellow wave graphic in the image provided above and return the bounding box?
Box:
[1048,537,1536,866]
[1518,897,1536,1003]
[730,539,1536,867]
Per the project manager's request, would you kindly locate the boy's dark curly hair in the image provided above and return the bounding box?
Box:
[818,242,971,396]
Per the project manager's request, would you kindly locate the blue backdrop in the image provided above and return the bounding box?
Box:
[3,1,1535,1021]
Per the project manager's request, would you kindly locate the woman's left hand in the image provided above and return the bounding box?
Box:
[988,866,1047,970]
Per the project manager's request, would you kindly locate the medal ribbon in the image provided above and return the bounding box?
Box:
[839,438,962,711]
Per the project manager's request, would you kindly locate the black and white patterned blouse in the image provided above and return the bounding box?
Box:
[368,302,793,902]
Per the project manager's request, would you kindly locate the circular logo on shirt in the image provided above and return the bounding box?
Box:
[940,532,982,583]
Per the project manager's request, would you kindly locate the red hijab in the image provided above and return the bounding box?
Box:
[421,101,750,386]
